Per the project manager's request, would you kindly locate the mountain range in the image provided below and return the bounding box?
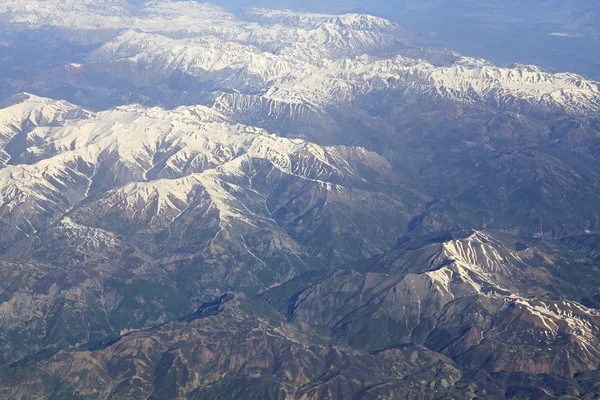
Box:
[0,1,600,399]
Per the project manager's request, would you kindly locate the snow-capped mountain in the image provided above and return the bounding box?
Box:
[87,28,600,116]
[0,92,424,365]
[3,0,598,117]
[0,92,414,261]
[262,230,600,376]
[1,1,600,398]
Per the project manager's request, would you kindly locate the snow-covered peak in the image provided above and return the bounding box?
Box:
[80,16,599,118]
[326,13,398,32]
[424,61,600,112]
[0,0,132,30]
[2,1,599,118]
[238,7,332,27]
[141,1,231,20]
[14,99,261,173]
[0,94,91,166]
[0,94,396,236]
[507,297,600,356]
[390,230,540,298]
[440,231,519,271]
[0,93,90,128]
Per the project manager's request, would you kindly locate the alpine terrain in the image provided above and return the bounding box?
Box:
[0,1,600,399]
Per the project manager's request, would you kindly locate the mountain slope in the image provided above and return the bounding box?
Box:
[3,233,600,399]
[3,1,600,240]
[0,93,423,364]
[0,295,472,399]
[1,2,600,399]
[260,230,600,395]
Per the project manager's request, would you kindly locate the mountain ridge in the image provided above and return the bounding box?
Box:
[1,2,600,398]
